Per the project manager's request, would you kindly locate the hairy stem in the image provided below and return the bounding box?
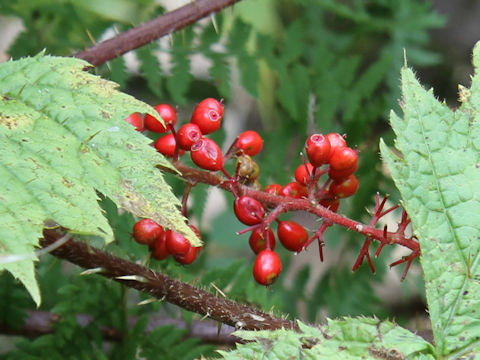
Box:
[164,162,419,253]
[74,0,242,66]
[41,228,297,332]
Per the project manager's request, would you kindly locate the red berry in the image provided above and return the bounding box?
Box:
[249,227,276,254]
[197,98,224,117]
[305,134,331,167]
[133,219,163,246]
[264,184,282,196]
[151,232,170,260]
[190,138,224,171]
[190,98,224,134]
[253,250,282,286]
[329,147,358,172]
[235,130,264,156]
[165,230,191,256]
[280,182,307,198]
[294,163,314,186]
[328,162,358,182]
[319,198,340,212]
[174,245,202,265]
[144,104,177,133]
[234,196,265,225]
[277,220,309,252]
[326,132,347,151]
[125,112,144,131]
[176,123,202,150]
[329,175,359,198]
[154,133,178,157]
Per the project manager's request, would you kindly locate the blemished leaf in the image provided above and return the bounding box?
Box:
[380,41,480,357]
[0,54,200,304]
[218,319,435,359]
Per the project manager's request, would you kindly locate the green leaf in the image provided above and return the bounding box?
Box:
[380,42,480,357]
[0,54,199,305]
[137,44,164,98]
[218,319,435,359]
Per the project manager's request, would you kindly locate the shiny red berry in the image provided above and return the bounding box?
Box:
[264,184,283,196]
[249,227,276,254]
[175,245,202,265]
[150,232,170,260]
[305,134,331,167]
[329,147,358,172]
[277,220,309,252]
[253,249,282,286]
[176,123,202,150]
[125,112,144,131]
[144,104,177,133]
[190,138,224,171]
[133,219,163,246]
[294,163,314,186]
[326,132,347,151]
[165,230,191,256]
[154,133,178,157]
[329,175,359,198]
[197,98,224,117]
[234,196,265,225]
[280,182,307,198]
[190,98,224,134]
[235,130,264,156]
[328,162,358,182]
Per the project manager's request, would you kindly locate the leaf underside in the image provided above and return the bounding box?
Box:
[380,42,480,357]
[0,54,200,305]
[218,318,435,359]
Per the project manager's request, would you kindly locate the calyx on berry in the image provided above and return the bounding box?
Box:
[190,98,224,134]
[176,123,202,150]
[144,104,177,133]
[305,134,331,167]
[190,138,224,171]
[234,196,265,225]
[253,249,282,286]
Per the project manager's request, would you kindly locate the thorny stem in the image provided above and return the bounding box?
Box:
[165,162,419,254]
[41,228,297,332]
[74,0,243,67]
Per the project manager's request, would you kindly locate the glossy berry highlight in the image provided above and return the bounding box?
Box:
[133,219,163,246]
[277,220,309,252]
[144,104,177,133]
[253,249,282,286]
[190,138,224,171]
[234,196,265,225]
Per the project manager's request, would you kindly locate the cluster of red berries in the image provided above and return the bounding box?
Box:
[126,99,264,172]
[126,100,359,286]
[132,218,202,265]
[233,132,359,286]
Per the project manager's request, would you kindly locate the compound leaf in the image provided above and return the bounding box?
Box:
[0,54,199,305]
[380,42,480,357]
[218,319,435,359]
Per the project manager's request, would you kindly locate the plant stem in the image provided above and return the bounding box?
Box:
[41,228,297,332]
[74,0,242,66]
[165,162,419,253]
